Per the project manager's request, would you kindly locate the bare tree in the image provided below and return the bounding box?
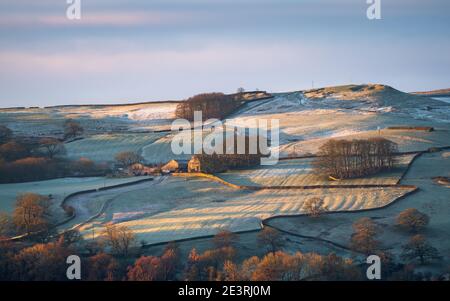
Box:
[222,260,241,281]
[257,227,285,254]
[303,197,328,218]
[396,208,430,233]
[350,217,381,255]
[87,253,119,281]
[401,234,440,265]
[213,229,239,249]
[102,224,135,257]
[64,120,84,140]
[13,193,51,235]
[115,151,144,167]
[39,138,66,159]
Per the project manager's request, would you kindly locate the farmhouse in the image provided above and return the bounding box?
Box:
[188,156,201,172]
[128,163,155,176]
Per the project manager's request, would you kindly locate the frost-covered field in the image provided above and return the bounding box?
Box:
[139,88,449,165]
[65,133,164,162]
[141,129,234,163]
[268,151,450,267]
[224,88,449,158]
[72,176,415,245]
[2,84,449,251]
[0,176,150,214]
[0,102,178,136]
[218,154,416,187]
[280,128,450,157]
[141,131,195,163]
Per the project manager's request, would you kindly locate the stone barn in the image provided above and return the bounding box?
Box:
[161,159,180,173]
[188,156,201,173]
[129,163,154,176]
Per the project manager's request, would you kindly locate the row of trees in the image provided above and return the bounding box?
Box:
[0,123,109,183]
[194,134,267,173]
[0,187,443,281]
[300,196,439,267]
[314,138,398,179]
[195,153,263,173]
[349,213,440,267]
[175,93,243,121]
[0,214,444,281]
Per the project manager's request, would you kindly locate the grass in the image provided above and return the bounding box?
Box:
[74,176,415,245]
[65,133,164,162]
[218,154,416,187]
[267,151,450,273]
[0,176,150,215]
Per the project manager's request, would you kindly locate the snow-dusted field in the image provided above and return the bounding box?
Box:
[72,176,415,245]
[141,131,197,163]
[280,128,450,157]
[218,154,416,187]
[0,176,150,215]
[65,133,164,162]
[223,91,449,159]
[2,84,449,255]
[0,102,178,136]
[268,151,450,268]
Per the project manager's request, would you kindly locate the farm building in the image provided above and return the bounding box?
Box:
[128,163,155,176]
[188,156,201,172]
[161,160,180,173]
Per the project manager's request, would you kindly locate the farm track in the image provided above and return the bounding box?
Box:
[4,176,158,241]
[60,176,168,232]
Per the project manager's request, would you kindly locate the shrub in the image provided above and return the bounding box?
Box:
[401,235,440,265]
[396,208,429,233]
[257,228,285,254]
[350,217,382,255]
[115,151,144,167]
[0,141,28,162]
[64,120,84,140]
[302,197,328,218]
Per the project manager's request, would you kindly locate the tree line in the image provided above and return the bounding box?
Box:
[0,193,443,281]
[0,123,108,183]
[313,138,398,179]
[175,93,244,121]
[195,134,267,173]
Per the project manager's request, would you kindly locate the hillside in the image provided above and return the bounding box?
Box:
[0,91,271,137]
[302,84,447,108]
[412,88,450,97]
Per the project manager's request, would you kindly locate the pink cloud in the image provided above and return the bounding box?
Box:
[0,11,193,27]
[0,43,316,75]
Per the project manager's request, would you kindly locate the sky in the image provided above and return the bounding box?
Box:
[0,0,449,107]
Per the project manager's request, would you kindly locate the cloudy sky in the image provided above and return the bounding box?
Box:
[0,0,449,107]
